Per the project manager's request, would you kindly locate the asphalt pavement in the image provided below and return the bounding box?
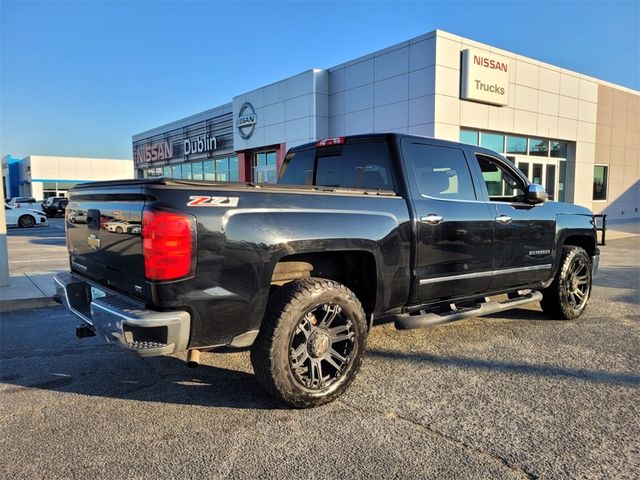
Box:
[0,237,638,479]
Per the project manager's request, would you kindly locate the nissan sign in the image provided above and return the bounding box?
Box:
[460,48,510,106]
[237,102,257,139]
[135,141,173,166]
[184,134,217,156]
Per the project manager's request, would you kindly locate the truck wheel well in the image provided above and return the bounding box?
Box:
[271,251,377,316]
[563,235,596,256]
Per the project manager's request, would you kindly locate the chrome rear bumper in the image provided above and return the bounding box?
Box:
[53,272,190,357]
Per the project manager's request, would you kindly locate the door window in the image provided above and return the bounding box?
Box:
[409,143,476,201]
[252,150,278,183]
[475,155,526,202]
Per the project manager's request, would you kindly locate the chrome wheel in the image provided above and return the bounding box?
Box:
[289,303,356,389]
[562,256,591,309]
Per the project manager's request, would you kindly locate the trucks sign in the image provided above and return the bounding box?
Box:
[460,48,510,106]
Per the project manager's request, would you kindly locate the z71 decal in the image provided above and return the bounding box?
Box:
[187,196,240,207]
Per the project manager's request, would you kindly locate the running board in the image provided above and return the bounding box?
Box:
[394,290,543,330]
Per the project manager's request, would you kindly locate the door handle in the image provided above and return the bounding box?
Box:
[495,215,512,224]
[420,214,444,225]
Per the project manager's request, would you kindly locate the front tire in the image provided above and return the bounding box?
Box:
[18,215,35,228]
[541,246,592,319]
[251,277,368,408]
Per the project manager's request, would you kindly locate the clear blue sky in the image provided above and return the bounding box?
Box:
[1,0,638,159]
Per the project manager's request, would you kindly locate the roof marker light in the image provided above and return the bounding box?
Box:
[316,137,345,147]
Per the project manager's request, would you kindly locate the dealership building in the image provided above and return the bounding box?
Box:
[2,154,134,200]
[133,29,639,221]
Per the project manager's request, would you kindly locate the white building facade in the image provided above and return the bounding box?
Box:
[133,30,639,222]
[2,155,134,200]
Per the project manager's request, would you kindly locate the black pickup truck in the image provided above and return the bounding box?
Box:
[54,134,599,407]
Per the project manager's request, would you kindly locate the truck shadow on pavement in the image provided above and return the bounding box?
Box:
[366,349,640,387]
[0,351,283,410]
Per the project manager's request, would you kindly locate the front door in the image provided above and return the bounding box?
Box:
[402,139,495,304]
[473,154,555,290]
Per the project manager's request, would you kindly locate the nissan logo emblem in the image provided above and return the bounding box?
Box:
[237,102,257,139]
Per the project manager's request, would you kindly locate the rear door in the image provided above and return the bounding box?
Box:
[470,153,555,290]
[66,185,147,297]
[401,138,495,304]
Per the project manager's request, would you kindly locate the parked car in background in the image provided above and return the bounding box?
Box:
[41,197,68,218]
[8,196,40,208]
[67,208,87,223]
[4,203,48,228]
[103,219,142,234]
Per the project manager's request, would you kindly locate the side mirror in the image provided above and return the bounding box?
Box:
[526,183,548,204]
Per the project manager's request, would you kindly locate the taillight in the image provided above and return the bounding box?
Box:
[316,137,345,147]
[142,209,194,281]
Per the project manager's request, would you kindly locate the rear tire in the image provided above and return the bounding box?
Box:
[541,246,592,320]
[250,277,368,408]
[18,215,35,228]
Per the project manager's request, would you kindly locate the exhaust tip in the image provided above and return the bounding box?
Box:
[186,349,201,368]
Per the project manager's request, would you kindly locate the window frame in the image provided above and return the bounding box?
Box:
[470,151,531,205]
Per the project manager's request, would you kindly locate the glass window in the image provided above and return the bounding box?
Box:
[529,138,549,156]
[546,164,556,201]
[252,151,278,183]
[182,163,192,180]
[315,142,393,190]
[228,156,239,182]
[593,165,608,201]
[162,166,171,177]
[550,141,568,158]
[518,162,529,180]
[191,162,203,180]
[171,164,181,179]
[279,150,315,185]
[480,132,504,153]
[203,161,215,181]
[475,155,526,201]
[532,163,543,185]
[506,136,527,154]
[459,129,479,146]
[409,143,476,200]
[558,160,567,202]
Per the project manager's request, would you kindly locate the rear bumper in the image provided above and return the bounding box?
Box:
[53,272,190,357]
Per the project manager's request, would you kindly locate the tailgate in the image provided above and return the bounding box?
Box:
[66,184,148,298]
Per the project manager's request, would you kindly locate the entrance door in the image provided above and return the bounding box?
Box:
[510,157,558,201]
[402,138,495,304]
[473,154,555,290]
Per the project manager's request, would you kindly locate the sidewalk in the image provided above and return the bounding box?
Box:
[0,272,59,312]
[605,221,640,241]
